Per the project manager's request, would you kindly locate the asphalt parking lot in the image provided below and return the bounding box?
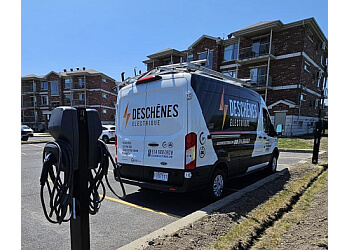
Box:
[21,141,312,249]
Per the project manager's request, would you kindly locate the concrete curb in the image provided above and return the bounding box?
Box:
[118,168,289,250]
[279,148,313,153]
[21,140,51,144]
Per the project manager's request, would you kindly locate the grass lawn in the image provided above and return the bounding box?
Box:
[278,138,313,150]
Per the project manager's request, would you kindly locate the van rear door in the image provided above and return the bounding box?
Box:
[117,84,147,166]
[143,75,188,170]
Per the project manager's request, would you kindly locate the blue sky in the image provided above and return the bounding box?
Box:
[21,0,328,81]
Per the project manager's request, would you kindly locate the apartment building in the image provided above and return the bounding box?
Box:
[21,68,117,132]
[143,17,328,136]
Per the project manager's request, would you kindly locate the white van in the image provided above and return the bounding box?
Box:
[115,66,279,200]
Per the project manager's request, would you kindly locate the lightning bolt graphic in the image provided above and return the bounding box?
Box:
[222,104,228,130]
[219,88,225,111]
[219,87,228,130]
[123,103,131,128]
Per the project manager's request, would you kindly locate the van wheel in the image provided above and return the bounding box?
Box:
[102,136,109,144]
[207,169,226,201]
[266,154,278,174]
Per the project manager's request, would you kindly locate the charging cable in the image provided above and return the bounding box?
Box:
[40,140,74,224]
[87,139,126,215]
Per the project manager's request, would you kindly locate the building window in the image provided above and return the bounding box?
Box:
[303,61,311,72]
[103,109,107,114]
[65,79,72,89]
[315,99,319,109]
[205,50,214,69]
[223,70,237,78]
[252,36,269,56]
[197,51,207,60]
[50,81,59,96]
[64,94,72,105]
[102,78,107,83]
[102,93,107,98]
[250,66,267,85]
[78,78,85,88]
[300,94,305,101]
[41,96,48,106]
[298,121,303,129]
[78,93,85,100]
[187,54,193,62]
[197,50,213,69]
[223,43,239,61]
[41,81,48,90]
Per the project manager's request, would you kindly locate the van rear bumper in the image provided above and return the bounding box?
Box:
[118,177,193,193]
[117,163,212,193]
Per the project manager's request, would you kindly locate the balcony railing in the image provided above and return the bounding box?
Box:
[22,86,38,94]
[239,43,274,60]
[64,99,72,105]
[250,75,272,87]
[71,82,86,90]
[22,102,36,108]
[22,116,36,123]
[72,99,86,106]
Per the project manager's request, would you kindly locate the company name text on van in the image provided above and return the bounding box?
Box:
[130,104,179,127]
[132,104,179,120]
[229,99,258,119]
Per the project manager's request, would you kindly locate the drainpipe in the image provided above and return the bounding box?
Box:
[265,28,273,103]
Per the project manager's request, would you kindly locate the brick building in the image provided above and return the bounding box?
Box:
[21,68,117,132]
[143,17,328,136]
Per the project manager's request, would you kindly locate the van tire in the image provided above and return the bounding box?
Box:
[206,169,226,201]
[266,154,278,174]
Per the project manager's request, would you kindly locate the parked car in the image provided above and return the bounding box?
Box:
[21,125,34,137]
[21,130,29,141]
[99,125,115,144]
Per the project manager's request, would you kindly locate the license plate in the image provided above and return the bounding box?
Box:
[153,171,168,181]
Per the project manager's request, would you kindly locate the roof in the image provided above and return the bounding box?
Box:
[229,20,283,37]
[22,69,115,81]
[188,35,221,49]
[228,17,327,45]
[147,48,184,59]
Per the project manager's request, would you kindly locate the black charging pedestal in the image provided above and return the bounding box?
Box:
[70,108,90,250]
[312,121,322,164]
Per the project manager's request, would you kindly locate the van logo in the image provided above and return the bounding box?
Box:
[219,88,228,130]
[123,103,131,128]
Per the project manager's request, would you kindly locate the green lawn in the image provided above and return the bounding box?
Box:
[278,138,313,150]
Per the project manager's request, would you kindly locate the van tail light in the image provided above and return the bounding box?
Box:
[115,135,118,162]
[185,132,197,170]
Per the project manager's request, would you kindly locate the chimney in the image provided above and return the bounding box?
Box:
[63,69,67,72]
[83,67,86,70]
[121,72,125,82]
[76,67,79,71]
[70,68,73,71]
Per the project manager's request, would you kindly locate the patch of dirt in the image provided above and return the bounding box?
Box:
[145,151,328,250]
[273,174,328,250]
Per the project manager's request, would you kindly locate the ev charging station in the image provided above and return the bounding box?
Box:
[40,107,125,250]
